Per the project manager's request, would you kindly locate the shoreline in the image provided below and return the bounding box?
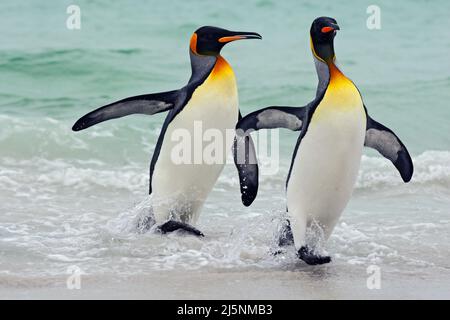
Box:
[1,267,449,300]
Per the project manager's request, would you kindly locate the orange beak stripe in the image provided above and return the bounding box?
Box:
[321,26,334,33]
[218,35,245,43]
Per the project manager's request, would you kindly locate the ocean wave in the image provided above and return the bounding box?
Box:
[0,48,145,71]
[357,151,450,190]
[256,150,450,192]
[0,115,449,193]
[0,150,449,196]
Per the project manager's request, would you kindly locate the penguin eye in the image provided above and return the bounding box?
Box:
[321,26,334,33]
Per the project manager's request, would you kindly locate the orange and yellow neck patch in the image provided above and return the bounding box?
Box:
[327,62,352,90]
[312,66,364,123]
[210,56,234,80]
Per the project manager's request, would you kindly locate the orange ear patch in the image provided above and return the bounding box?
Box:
[321,26,334,33]
[190,33,198,54]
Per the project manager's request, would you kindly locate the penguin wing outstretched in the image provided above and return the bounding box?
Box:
[236,106,307,133]
[233,117,259,206]
[72,90,180,131]
[234,106,307,206]
[364,111,414,183]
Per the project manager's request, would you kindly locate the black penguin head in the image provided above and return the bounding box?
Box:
[190,26,262,56]
[310,17,340,63]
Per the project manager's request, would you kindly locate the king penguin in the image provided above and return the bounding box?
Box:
[236,17,413,264]
[72,26,261,236]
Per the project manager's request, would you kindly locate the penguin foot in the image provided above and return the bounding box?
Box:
[277,219,294,247]
[297,246,331,265]
[157,220,204,237]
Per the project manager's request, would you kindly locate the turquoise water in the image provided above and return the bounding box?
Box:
[0,0,449,298]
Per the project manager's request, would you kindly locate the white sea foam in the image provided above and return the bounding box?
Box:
[1,151,448,197]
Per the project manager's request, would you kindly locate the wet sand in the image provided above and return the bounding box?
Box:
[2,265,449,300]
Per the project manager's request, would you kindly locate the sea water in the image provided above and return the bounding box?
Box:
[0,0,449,299]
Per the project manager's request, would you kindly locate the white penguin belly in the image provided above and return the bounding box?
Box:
[151,57,238,224]
[287,82,366,246]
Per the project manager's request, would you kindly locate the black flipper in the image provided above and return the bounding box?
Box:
[236,106,307,133]
[233,107,307,206]
[364,110,414,182]
[234,112,259,206]
[157,220,204,237]
[72,90,180,131]
[297,246,331,265]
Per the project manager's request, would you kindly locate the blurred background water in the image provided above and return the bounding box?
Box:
[0,0,449,299]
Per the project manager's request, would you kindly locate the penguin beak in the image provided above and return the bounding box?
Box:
[321,24,340,33]
[218,31,262,43]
